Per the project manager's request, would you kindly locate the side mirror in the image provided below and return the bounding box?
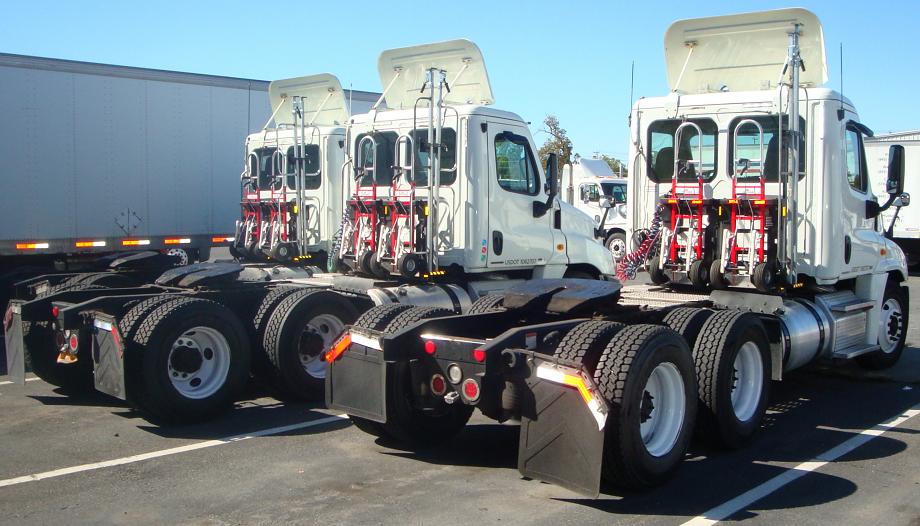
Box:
[599,197,613,209]
[535,153,559,218]
[545,153,559,197]
[886,145,905,195]
[894,192,911,208]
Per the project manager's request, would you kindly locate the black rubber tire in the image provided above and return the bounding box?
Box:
[692,310,771,448]
[857,282,909,370]
[262,289,359,400]
[248,286,302,381]
[358,251,375,277]
[554,320,625,374]
[662,307,714,349]
[467,294,506,314]
[689,259,710,290]
[380,306,474,445]
[648,256,668,285]
[709,259,728,290]
[117,295,190,409]
[398,254,423,278]
[354,304,414,331]
[594,324,697,489]
[751,261,775,293]
[348,304,416,438]
[384,306,453,333]
[130,298,251,423]
[22,321,94,393]
[270,242,297,263]
[606,232,628,262]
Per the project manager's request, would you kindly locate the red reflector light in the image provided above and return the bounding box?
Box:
[472,348,486,362]
[324,334,352,362]
[430,374,447,396]
[424,340,437,355]
[69,334,79,351]
[462,378,480,402]
[51,306,60,318]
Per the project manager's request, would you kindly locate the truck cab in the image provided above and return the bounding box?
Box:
[338,40,614,281]
[564,158,629,260]
[236,74,364,268]
[625,8,907,291]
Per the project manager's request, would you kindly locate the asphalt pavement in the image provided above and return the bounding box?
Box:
[0,273,919,525]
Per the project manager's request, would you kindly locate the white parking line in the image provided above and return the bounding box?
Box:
[682,402,920,526]
[0,413,349,488]
[0,377,40,386]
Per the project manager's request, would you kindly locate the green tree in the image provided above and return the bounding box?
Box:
[537,115,573,178]
[597,154,628,177]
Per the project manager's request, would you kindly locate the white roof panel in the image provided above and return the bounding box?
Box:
[267,73,349,126]
[664,8,827,93]
[378,39,493,109]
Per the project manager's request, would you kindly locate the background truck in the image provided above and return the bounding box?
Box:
[326,8,912,498]
[0,53,377,373]
[563,158,629,260]
[868,130,919,264]
[3,41,615,423]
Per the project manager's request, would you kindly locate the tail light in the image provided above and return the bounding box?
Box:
[424,340,437,355]
[430,374,447,396]
[472,348,486,362]
[51,306,60,318]
[462,378,480,402]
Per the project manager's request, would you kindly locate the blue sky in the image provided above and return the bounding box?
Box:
[2,1,917,160]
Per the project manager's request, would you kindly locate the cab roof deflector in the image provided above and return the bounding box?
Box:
[267,73,349,127]
[377,39,494,109]
[664,8,827,93]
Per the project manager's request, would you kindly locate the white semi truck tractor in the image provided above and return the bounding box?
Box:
[563,158,629,260]
[326,8,911,497]
[4,43,615,423]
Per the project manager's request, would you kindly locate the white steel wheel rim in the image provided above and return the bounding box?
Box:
[167,326,231,399]
[166,248,190,266]
[639,362,686,457]
[608,236,627,261]
[299,313,345,379]
[879,298,905,353]
[731,342,764,422]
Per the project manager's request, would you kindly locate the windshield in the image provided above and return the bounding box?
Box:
[601,182,627,203]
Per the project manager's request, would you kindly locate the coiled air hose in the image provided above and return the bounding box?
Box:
[615,204,664,281]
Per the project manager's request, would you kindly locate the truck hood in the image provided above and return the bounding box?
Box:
[665,8,827,93]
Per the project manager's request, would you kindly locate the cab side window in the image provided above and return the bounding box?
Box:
[580,183,600,202]
[494,132,539,195]
[844,125,867,193]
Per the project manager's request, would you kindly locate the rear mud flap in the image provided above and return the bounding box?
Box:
[326,344,388,423]
[4,305,25,383]
[518,356,607,497]
[91,315,127,400]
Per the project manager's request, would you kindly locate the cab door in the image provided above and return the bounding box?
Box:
[840,120,885,275]
[487,126,554,269]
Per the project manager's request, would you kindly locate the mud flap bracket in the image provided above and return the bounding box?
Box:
[4,303,25,384]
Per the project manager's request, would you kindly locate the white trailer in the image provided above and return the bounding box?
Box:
[868,131,920,263]
[0,53,377,279]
